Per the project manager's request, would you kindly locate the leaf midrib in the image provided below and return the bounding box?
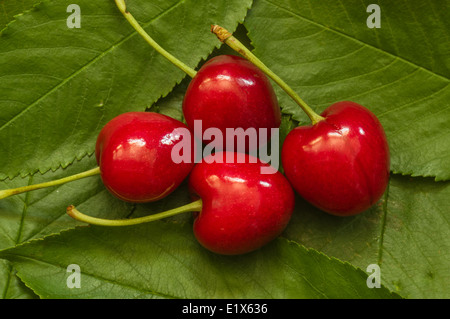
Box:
[261,0,449,82]
[6,252,178,299]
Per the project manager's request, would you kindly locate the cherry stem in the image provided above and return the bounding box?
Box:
[0,167,101,200]
[211,25,325,125]
[115,0,197,78]
[67,199,203,226]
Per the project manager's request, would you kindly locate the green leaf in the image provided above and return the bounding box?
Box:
[0,155,132,252]
[0,0,252,180]
[0,0,41,30]
[0,0,447,300]
[244,0,450,181]
[381,176,450,298]
[0,259,37,299]
[0,221,398,299]
[284,175,450,298]
[0,155,133,298]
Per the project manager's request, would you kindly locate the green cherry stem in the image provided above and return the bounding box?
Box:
[0,167,101,200]
[211,25,325,125]
[67,199,203,226]
[115,0,197,78]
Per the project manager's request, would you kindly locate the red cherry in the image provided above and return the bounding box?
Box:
[182,55,281,150]
[281,101,390,216]
[95,112,195,203]
[188,152,295,255]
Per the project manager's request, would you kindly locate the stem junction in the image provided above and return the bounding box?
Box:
[211,25,325,125]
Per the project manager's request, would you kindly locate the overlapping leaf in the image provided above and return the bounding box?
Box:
[0,0,448,300]
[0,221,398,299]
[241,0,450,298]
[0,155,136,298]
[284,175,450,298]
[0,0,253,299]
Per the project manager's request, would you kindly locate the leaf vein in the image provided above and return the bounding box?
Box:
[262,0,449,81]
[7,253,178,299]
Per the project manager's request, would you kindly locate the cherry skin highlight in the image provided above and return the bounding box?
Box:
[281,101,390,216]
[182,55,281,151]
[188,152,295,255]
[95,112,195,203]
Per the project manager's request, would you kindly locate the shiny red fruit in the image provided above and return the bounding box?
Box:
[182,55,281,150]
[95,112,194,203]
[281,101,390,216]
[189,152,295,255]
